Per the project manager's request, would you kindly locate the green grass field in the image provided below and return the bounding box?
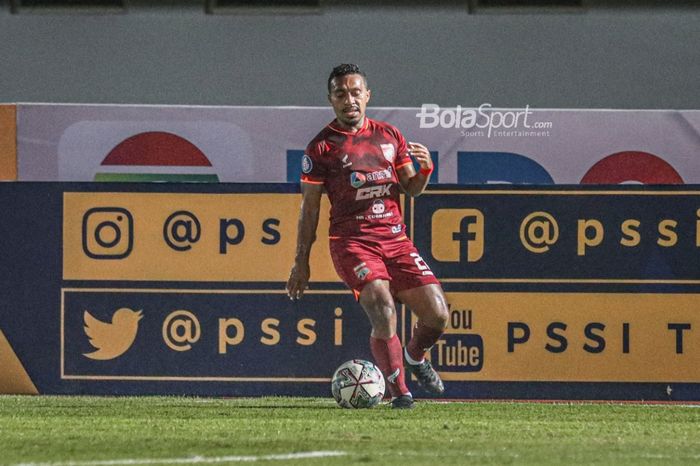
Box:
[1,396,700,465]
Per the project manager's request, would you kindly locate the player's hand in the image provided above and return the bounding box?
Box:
[286,262,310,300]
[408,142,432,171]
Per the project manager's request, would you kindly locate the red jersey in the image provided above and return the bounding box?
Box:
[301,117,413,238]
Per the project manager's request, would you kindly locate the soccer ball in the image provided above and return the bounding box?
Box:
[331,359,385,409]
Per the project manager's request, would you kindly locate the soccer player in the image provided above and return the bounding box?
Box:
[286,64,449,409]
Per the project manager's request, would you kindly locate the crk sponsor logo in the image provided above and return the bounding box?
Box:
[350,172,366,188]
[96,131,219,182]
[431,209,485,263]
[353,262,371,280]
[356,184,392,200]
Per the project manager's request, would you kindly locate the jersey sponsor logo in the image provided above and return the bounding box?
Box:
[380,144,395,163]
[351,168,392,190]
[355,211,394,221]
[391,225,403,234]
[366,166,393,182]
[355,184,392,200]
[356,199,393,221]
[371,199,385,215]
[341,154,352,168]
[301,154,313,174]
[353,262,371,280]
[350,172,366,188]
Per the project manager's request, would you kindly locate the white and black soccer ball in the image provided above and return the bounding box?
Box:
[331,359,385,409]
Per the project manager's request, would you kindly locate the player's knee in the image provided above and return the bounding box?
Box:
[431,293,450,330]
[367,300,395,325]
[359,281,397,331]
[361,296,395,328]
[365,303,396,338]
[435,306,449,330]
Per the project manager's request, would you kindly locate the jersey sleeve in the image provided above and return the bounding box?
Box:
[391,127,413,171]
[300,141,327,185]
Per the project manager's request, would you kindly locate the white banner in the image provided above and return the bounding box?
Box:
[16,104,700,184]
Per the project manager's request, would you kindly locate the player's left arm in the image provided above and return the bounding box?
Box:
[397,142,433,197]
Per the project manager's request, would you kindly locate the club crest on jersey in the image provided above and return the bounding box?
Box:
[301,154,313,174]
[353,262,371,280]
[350,172,366,188]
[380,144,395,163]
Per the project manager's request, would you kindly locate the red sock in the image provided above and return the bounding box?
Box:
[406,321,444,363]
[370,334,410,397]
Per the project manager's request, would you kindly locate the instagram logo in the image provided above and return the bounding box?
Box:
[82,207,134,259]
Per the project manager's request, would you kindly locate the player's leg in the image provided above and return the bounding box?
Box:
[396,284,449,394]
[329,239,414,408]
[359,280,413,408]
[398,283,449,359]
[384,239,448,394]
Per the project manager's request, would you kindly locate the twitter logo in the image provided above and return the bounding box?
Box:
[83,308,143,360]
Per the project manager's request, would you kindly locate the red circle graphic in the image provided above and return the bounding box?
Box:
[581,151,684,184]
[103,131,212,167]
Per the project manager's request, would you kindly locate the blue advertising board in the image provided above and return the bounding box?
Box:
[0,183,699,400]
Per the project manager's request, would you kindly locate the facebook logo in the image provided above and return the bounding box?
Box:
[431,209,484,263]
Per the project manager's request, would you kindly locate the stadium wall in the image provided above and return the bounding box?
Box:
[0,6,698,109]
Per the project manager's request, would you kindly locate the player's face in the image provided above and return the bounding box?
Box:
[328,74,371,131]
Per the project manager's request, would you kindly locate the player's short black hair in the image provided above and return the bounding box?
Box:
[327,64,368,92]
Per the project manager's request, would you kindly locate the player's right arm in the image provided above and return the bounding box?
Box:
[286,182,323,300]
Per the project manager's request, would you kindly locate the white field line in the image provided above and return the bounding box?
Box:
[396,450,700,461]
[13,451,347,466]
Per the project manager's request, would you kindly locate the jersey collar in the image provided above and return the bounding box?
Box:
[328,117,370,135]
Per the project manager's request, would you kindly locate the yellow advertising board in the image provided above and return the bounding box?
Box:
[0,330,38,394]
[0,104,17,180]
[429,292,700,383]
[63,192,340,282]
